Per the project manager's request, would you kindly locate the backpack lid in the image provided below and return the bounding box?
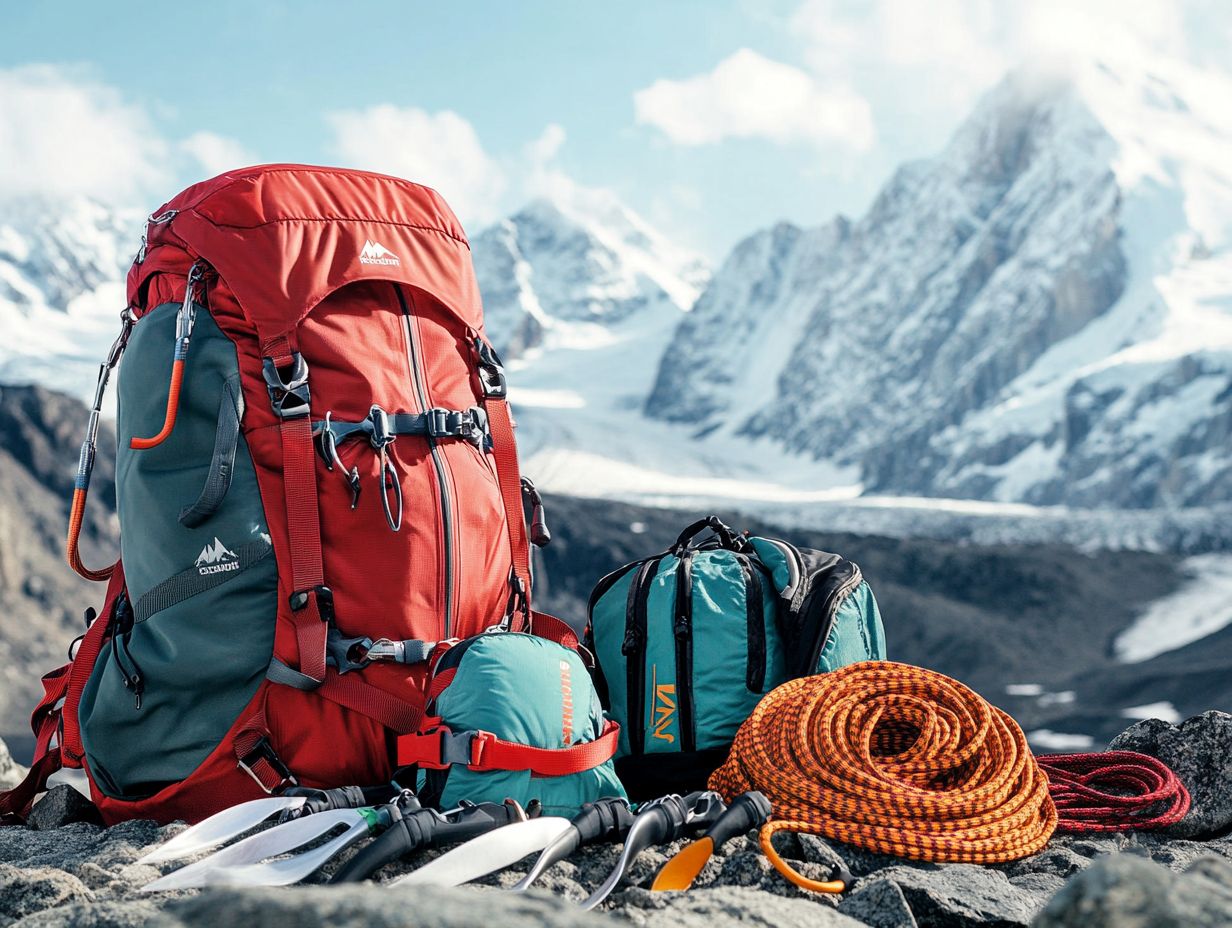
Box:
[128,164,483,338]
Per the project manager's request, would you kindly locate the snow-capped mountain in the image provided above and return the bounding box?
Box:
[0,197,141,401]
[645,60,1232,510]
[471,191,708,360]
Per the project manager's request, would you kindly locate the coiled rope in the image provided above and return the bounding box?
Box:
[710,661,1057,892]
[1036,751,1190,833]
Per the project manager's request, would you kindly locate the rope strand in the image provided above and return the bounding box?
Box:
[1036,751,1190,833]
[710,661,1057,891]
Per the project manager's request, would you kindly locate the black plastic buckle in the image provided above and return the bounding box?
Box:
[238,736,298,793]
[326,629,374,675]
[366,405,395,449]
[263,354,311,419]
[289,585,334,624]
[473,338,508,399]
[425,407,454,439]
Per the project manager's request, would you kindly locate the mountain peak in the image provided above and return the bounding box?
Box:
[472,190,708,360]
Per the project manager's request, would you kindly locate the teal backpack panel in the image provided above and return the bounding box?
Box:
[687,550,786,752]
[587,516,886,799]
[816,580,885,672]
[78,302,277,799]
[430,634,626,816]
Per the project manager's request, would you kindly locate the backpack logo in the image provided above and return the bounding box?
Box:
[560,660,574,745]
[196,538,240,575]
[359,239,400,267]
[650,665,676,744]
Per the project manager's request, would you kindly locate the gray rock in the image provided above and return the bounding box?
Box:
[875,863,1047,928]
[26,785,103,831]
[0,738,26,792]
[10,899,163,928]
[0,863,94,927]
[1032,852,1232,927]
[150,884,611,928]
[838,878,919,928]
[1109,711,1232,839]
[615,886,866,927]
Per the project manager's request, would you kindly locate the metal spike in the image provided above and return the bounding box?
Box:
[140,808,359,892]
[391,816,573,888]
[192,819,373,887]
[136,796,307,865]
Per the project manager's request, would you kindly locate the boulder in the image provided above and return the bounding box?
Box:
[1032,852,1232,927]
[1109,710,1232,839]
[27,785,104,830]
[0,863,94,926]
[837,878,919,928]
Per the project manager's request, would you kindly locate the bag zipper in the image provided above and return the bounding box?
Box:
[393,284,455,633]
[108,591,145,710]
[673,551,696,752]
[738,554,767,692]
[621,556,661,756]
[807,566,864,671]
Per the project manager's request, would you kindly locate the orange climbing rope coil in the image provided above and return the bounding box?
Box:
[710,661,1058,893]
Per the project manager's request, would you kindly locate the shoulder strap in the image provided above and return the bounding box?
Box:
[471,336,533,622]
[261,336,329,684]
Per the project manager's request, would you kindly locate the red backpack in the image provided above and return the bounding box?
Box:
[1,164,567,824]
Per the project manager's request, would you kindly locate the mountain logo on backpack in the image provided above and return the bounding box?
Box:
[195,538,240,575]
[359,240,400,267]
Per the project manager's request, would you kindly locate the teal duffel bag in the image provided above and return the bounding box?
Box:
[586,516,886,798]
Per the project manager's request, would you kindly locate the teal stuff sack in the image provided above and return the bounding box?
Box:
[396,632,626,815]
[587,516,885,799]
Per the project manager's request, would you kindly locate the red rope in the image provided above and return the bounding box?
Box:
[1036,751,1190,833]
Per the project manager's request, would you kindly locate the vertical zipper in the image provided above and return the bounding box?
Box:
[739,555,767,692]
[622,556,661,756]
[109,591,144,710]
[393,284,455,633]
[806,565,864,672]
[673,552,696,753]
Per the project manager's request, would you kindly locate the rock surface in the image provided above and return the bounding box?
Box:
[0,739,24,792]
[1,785,1229,928]
[1109,710,1232,839]
[1033,852,1232,928]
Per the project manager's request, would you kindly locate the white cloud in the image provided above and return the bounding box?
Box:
[0,65,173,203]
[633,48,875,151]
[0,65,254,206]
[790,0,1209,119]
[527,123,567,166]
[326,106,507,226]
[179,131,258,178]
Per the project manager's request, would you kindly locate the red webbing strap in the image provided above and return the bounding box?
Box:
[530,611,580,651]
[61,564,127,763]
[318,674,424,735]
[396,718,620,776]
[482,392,533,617]
[263,335,327,683]
[0,753,62,822]
[234,709,295,794]
[0,665,71,819]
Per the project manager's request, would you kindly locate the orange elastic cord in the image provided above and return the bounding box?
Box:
[130,357,185,449]
[709,661,1057,893]
[760,823,849,893]
[66,487,113,582]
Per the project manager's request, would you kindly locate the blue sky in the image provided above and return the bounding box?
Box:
[2,1,1228,260]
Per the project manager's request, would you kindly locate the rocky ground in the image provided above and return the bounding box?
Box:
[2,712,1231,928]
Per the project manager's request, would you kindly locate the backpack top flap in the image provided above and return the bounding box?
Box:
[127,164,483,337]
